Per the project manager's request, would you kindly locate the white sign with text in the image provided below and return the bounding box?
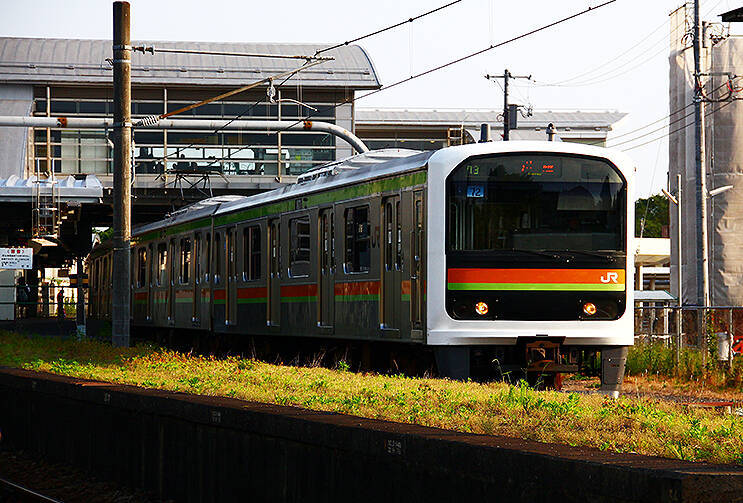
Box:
[0,247,33,269]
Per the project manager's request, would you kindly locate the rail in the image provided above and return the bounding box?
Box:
[0,476,64,503]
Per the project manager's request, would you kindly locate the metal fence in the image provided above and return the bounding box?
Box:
[0,284,85,320]
[633,305,743,365]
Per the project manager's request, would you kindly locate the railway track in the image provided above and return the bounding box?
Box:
[0,476,63,502]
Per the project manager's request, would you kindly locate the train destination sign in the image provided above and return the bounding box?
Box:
[0,247,33,270]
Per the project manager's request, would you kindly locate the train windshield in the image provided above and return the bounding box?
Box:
[447,153,626,253]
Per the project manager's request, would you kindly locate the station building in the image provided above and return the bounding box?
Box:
[0,36,627,317]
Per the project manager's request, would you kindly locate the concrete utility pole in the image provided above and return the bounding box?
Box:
[112,1,131,347]
[485,70,531,141]
[693,0,709,308]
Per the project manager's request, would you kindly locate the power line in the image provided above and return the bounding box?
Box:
[315,0,462,56]
[621,98,735,152]
[528,0,724,88]
[131,45,333,61]
[604,79,735,149]
[351,0,616,103]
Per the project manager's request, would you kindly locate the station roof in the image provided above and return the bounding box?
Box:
[0,37,380,89]
[721,7,743,22]
[355,108,627,130]
[0,174,103,203]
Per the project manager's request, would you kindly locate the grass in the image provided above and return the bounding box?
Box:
[2,331,743,465]
[627,342,743,391]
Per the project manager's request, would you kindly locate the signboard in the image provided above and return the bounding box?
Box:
[0,247,33,270]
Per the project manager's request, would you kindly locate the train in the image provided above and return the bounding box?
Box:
[87,140,634,393]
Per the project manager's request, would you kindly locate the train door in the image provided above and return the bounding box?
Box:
[226,227,237,326]
[267,219,281,326]
[410,191,425,335]
[318,208,335,329]
[168,238,176,324]
[147,243,154,321]
[381,196,402,333]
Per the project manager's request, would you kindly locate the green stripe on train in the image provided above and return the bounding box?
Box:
[447,282,625,291]
[335,294,379,302]
[213,171,427,227]
[281,296,317,303]
[133,171,427,243]
[237,298,267,304]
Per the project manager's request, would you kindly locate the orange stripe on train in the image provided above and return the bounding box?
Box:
[447,268,625,285]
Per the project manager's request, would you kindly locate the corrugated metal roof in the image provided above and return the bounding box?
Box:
[0,37,380,89]
[356,108,626,129]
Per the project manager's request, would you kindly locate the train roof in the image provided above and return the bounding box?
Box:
[131,141,634,237]
[132,149,433,236]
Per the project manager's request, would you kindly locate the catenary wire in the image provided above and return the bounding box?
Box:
[621,98,735,152]
[208,0,617,167]
[315,0,462,56]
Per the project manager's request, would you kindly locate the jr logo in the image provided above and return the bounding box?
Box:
[600,272,619,284]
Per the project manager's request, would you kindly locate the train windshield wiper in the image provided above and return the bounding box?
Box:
[543,250,621,262]
[507,249,564,260]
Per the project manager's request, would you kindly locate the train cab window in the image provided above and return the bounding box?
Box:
[180,237,191,284]
[289,217,311,278]
[194,234,201,284]
[243,226,261,281]
[137,247,147,288]
[214,233,222,284]
[157,243,167,286]
[344,206,370,273]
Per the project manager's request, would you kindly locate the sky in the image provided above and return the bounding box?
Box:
[0,0,738,200]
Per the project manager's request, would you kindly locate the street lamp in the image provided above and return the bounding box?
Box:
[662,175,683,362]
[664,179,734,363]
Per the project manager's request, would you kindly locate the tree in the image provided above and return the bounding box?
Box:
[635,194,669,238]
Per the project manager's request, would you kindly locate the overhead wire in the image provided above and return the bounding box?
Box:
[209,0,617,167]
[621,98,736,152]
[314,0,462,56]
[518,0,724,89]
[605,77,737,150]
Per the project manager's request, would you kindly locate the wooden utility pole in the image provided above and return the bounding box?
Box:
[693,0,709,309]
[485,70,531,141]
[112,1,131,347]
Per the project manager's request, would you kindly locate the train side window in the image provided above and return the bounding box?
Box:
[396,200,403,270]
[157,243,167,286]
[214,233,222,284]
[344,206,370,274]
[243,226,261,281]
[289,216,311,278]
[194,233,201,284]
[180,237,191,284]
[168,240,176,286]
[205,233,211,282]
[148,243,154,287]
[137,247,147,288]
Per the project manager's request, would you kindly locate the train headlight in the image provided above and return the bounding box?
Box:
[582,302,597,316]
[475,301,489,316]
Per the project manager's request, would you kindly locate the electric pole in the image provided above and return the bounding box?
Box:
[485,70,531,140]
[112,1,132,347]
[693,0,709,309]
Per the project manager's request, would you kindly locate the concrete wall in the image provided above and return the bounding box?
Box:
[0,84,33,179]
[1,367,742,503]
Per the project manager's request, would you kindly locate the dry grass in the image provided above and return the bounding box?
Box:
[2,332,743,465]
